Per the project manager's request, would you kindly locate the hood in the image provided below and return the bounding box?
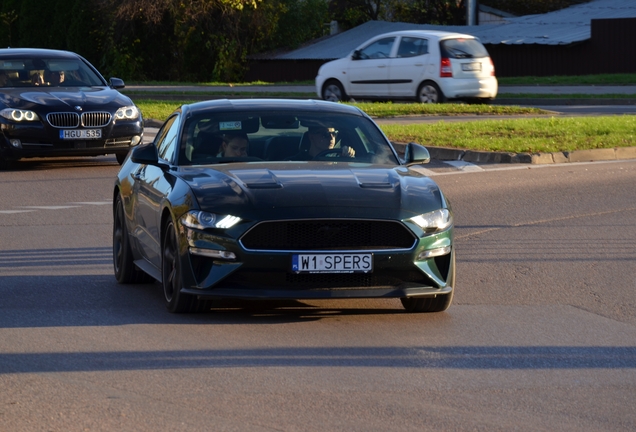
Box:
[179,162,444,220]
[0,86,132,111]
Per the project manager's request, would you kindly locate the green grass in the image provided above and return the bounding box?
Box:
[134,99,547,122]
[381,116,636,153]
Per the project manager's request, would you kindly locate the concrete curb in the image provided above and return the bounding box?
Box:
[425,145,636,165]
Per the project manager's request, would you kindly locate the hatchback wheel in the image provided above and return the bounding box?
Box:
[322,80,346,102]
[417,81,445,103]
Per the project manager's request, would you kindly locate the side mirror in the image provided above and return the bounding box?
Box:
[110,77,125,89]
[404,142,430,165]
[351,50,361,60]
[131,143,160,165]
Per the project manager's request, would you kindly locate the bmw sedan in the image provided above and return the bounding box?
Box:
[316,30,498,103]
[0,48,143,169]
[113,99,455,313]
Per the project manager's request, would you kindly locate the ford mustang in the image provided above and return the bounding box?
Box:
[0,48,143,169]
[113,99,455,313]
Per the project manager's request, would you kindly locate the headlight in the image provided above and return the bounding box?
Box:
[114,105,140,120]
[181,210,241,230]
[0,108,39,122]
[409,209,452,234]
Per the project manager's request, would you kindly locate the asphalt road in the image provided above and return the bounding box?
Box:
[1,156,635,431]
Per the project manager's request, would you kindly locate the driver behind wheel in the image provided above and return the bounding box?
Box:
[290,126,354,160]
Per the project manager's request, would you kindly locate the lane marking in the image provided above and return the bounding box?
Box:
[444,160,485,172]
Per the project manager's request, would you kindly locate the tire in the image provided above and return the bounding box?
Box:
[401,254,455,313]
[416,81,445,104]
[322,80,346,102]
[161,219,211,313]
[116,152,128,165]
[113,194,155,284]
[0,156,15,171]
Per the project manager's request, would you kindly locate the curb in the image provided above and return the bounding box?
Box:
[424,145,636,165]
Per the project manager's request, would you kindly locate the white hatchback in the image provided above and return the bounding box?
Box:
[315,30,498,103]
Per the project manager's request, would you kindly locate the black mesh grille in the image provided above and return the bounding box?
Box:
[220,270,434,290]
[82,112,112,127]
[240,220,416,251]
[47,112,80,128]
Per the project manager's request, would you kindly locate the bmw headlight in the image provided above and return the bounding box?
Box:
[409,209,452,234]
[114,105,140,120]
[0,108,39,122]
[181,210,241,230]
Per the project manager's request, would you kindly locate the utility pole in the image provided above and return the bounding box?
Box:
[467,0,479,26]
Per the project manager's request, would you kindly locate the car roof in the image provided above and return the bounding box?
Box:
[180,99,367,117]
[0,48,81,59]
[367,30,477,41]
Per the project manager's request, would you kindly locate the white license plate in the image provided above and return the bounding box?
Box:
[292,253,373,274]
[462,62,482,71]
[60,129,102,140]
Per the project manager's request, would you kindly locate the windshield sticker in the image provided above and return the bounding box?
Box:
[220,121,242,131]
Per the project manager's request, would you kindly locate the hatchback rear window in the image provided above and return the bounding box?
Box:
[440,38,489,59]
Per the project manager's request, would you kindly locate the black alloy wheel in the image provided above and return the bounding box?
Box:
[162,219,210,313]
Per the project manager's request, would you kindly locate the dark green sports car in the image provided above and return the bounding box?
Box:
[113,99,454,313]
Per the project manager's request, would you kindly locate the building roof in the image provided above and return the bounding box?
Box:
[275,0,636,60]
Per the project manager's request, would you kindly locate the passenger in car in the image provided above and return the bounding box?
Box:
[217,132,250,157]
[0,71,9,87]
[290,126,355,160]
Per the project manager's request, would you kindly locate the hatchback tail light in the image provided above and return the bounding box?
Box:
[489,58,495,76]
[440,58,452,77]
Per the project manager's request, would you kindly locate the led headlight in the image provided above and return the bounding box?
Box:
[409,209,452,234]
[114,105,140,120]
[181,210,241,230]
[0,108,39,122]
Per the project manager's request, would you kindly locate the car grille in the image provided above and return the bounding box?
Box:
[47,112,112,128]
[240,220,417,251]
[219,270,436,290]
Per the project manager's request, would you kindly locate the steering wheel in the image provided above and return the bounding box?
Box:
[314,149,344,159]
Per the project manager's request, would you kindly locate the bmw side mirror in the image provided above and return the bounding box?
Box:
[131,143,160,165]
[404,142,430,165]
[110,77,125,89]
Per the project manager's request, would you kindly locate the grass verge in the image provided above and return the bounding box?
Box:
[134,100,636,154]
[381,116,636,153]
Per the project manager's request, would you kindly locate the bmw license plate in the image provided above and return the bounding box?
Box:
[292,253,373,274]
[462,62,482,71]
[60,129,102,140]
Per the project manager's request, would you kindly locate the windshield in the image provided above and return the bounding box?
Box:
[179,110,400,166]
[0,57,106,88]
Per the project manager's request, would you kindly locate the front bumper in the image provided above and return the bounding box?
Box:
[178,220,454,301]
[0,119,143,160]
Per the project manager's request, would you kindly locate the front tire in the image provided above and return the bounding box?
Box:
[416,81,445,103]
[116,152,128,165]
[162,219,210,313]
[322,80,346,102]
[113,194,154,284]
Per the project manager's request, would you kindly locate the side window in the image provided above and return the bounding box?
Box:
[397,37,428,58]
[359,37,395,59]
[155,115,180,163]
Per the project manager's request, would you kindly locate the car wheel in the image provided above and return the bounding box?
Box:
[162,219,211,313]
[116,152,128,165]
[401,254,455,312]
[416,81,445,104]
[113,194,155,284]
[322,80,346,102]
